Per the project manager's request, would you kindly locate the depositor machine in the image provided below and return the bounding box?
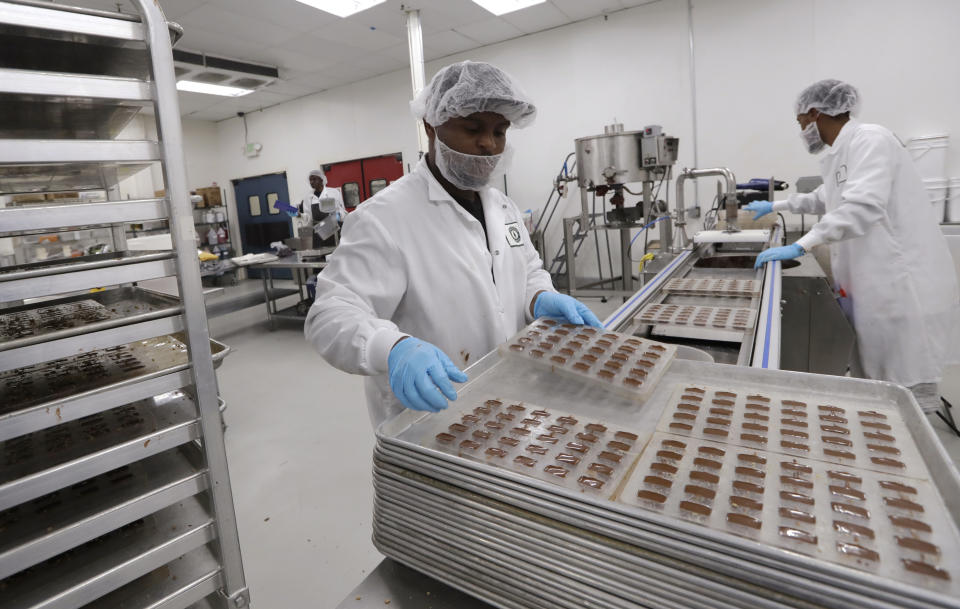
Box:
[560,123,853,373]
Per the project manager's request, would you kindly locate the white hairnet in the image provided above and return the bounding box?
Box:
[309,169,325,178]
[795,79,861,117]
[410,60,537,128]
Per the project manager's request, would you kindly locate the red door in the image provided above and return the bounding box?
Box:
[324,153,404,212]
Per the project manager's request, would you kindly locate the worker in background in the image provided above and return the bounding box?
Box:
[294,168,346,248]
[304,60,602,426]
[746,79,960,412]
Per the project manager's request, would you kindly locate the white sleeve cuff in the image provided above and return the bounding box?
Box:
[772,200,791,212]
[366,328,408,375]
[795,232,824,251]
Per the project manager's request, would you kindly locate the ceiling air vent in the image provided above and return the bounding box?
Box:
[173,50,279,92]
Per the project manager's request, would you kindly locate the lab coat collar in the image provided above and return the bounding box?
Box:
[823,119,860,157]
[416,157,494,207]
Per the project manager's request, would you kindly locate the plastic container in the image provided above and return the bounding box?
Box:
[500,320,677,402]
[924,178,948,223]
[907,134,949,181]
[948,178,960,223]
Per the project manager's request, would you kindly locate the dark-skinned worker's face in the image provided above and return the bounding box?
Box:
[796,109,820,130]
[431,112,510,156]
[309,175,323,191]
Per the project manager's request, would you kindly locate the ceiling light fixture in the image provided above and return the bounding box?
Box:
[176,80,254,97]
[470,0,546,16]
[293,0,387,18]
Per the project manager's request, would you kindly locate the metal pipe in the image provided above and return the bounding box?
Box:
[404,9,428,154]
[686,0,700,216]
[676,167,738,234]
[132,0,248,604]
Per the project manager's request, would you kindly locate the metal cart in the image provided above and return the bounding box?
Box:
[253,249,333,328]
[0,2,249,608]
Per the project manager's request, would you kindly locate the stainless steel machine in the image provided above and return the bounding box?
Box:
[561,124,679,297]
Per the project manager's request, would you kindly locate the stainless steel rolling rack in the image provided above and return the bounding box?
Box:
[0,2,249,608]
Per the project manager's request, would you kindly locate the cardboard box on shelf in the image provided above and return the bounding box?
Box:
[195,186,222,208]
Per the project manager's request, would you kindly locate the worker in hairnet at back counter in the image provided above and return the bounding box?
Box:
[745,79,960,413]
[304,60,602,427]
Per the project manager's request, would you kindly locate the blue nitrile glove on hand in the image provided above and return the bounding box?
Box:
[388,337,468,412]
[743,200,774,220]
[533,292,603,328]
[754,243,805,269]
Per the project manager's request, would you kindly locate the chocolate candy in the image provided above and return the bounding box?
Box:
[727,513,762,529]
[779,527,817,545]
[833,520,875,539]
[637,489,667,503]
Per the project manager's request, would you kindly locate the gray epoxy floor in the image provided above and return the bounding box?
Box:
[206,286,960,608]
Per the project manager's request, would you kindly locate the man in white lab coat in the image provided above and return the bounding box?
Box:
[304,61,602,427]
[747,79,960,412]
[295,169,346,247]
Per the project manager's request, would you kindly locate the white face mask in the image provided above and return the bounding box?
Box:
[433,135,513,191]
[801,121,826,154]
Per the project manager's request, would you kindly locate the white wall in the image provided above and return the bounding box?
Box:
[182,0,960,271]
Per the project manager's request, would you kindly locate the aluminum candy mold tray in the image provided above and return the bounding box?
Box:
[663,277,761,297]
[637,303,756,332]
[615,382,960,593]
[0,333,229,413]
[425,397,642,498]
[499,320,676,402]
[0,299,112,342]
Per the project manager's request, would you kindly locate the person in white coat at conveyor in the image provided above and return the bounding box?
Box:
[746,79,960,412]
[304,60,602,426]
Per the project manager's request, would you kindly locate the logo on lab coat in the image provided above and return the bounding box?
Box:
[836,164,848,186]
[505,222,523,247]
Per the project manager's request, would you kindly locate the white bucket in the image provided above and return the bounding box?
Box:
[948,177,960,223]
[925,178,948,223]
[907,134,949,181]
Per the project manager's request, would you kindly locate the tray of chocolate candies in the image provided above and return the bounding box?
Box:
[427,398,643,498]
[616,383,960,595]
[498,320,677,402]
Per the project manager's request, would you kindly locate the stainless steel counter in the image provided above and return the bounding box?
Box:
[336,559,494,609]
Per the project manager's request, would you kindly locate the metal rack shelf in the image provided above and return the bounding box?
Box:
[0,161,156,194]
[91,544,223,609]
[0,390,200,512]
[0,335,229,442]
[0,198,167,233]
[2,496,216,609]
[0,251,177,302]
[0,287,184,371]
[0,0,248,606]
[0,446,207,580]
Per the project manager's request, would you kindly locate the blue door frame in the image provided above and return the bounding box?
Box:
[232,172,292,279]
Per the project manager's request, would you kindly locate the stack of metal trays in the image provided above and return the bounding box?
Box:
[372,324,960,609]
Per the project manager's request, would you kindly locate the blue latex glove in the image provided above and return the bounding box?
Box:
[388,337,468,412]
[533,292,603,328]
[754,243,805,269]
[743,200,774,220]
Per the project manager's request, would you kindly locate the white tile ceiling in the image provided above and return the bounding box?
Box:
[67,0,659,121]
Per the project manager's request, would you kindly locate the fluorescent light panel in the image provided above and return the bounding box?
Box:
[471,0,546,16]
[293,0,386,18]
[176,80,254,97]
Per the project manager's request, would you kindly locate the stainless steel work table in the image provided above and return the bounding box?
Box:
[336,559,494,609]
[252,248,334,328]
